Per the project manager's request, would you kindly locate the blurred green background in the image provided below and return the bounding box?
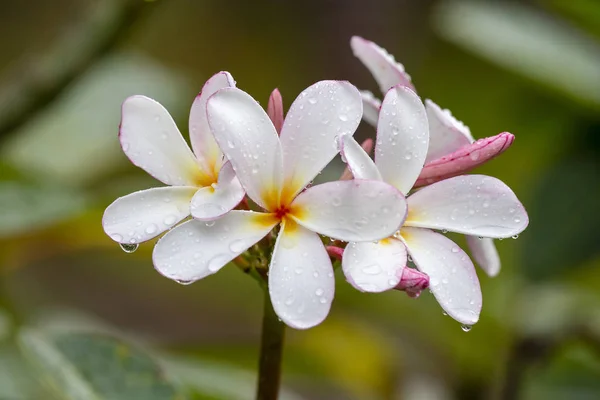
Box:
[1,0,599,399]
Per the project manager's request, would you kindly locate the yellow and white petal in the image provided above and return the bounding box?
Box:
[190,161,245,221]
[269,220,335,329]
[401,227,481,325]
[350,36,415,94]
[153,211,278,284]
[103,186,197,244]
[291,180,406,242]
[425,99,474,163]
[342,238,407,293]
[465,236,501,277]
[189,72,236,170]
[119,96,210,186]
[375,86,429,195]
[339,135,382,181]
[279,80,362,201]
[405,175,529,238]
[207,88,283,211]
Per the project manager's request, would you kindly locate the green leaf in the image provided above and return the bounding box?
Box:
[18,329,183,400]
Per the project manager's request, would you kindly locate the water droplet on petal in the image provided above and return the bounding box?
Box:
[120,243,138,253]
[461,324,472,332]
[145,224,157,235]
[175,279,193,285]
[512,234,519,239]
[361,264,381,275]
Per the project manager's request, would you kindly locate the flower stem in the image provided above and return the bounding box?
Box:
[256,289,285,400]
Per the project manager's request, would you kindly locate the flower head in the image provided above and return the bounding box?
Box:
[152,81,407,329]
[340,85,528,325]
[102,72,245,245]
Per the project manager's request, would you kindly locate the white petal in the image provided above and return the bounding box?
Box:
[360,90,381,127]
[269,220,334,329]
[291,180,406,242]
[119,96,211,186]
[340,135,382,181]
[190,162,245,220]
[153,211,278,283]
[189,72,236,171]
[401,227,481,325]
[342,238,407,293]
[425,99,474,162]
[375,86,429,194]
[465,236,501,277]
[207,87,283,211]
[103,186,197,244]
[279,81,362,201]
[350,36,415,94]
[405,175,529,238]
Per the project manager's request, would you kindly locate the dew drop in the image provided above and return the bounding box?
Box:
[308,97,317,104]
[461,324,472,332]
[163,215,177,226]
[362,264,381,275]
[512,234,519,239]
[338,114,348,122]
[145,224,157,235]
[120,243,138,253]
[175,279,193,285]
[315,288,324,296]
[229,239,247,253]
[451,246,460,253]
[111,233,123,242]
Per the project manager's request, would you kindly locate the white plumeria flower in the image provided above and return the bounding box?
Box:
[339,85,528,325]
[350,36,514,277]
[102,72,245,246]
[152,81,407,329]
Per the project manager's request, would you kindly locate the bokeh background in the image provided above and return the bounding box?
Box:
[1,0,599,399]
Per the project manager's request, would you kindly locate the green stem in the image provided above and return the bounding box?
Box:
[256,289,285,400]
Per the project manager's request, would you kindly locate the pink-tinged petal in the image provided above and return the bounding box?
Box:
[279,81,362,202]
[415,132,515,187]
[350,36,415,93]
[189,72,236,172]
[340,135,382,181]
[103,186,197,244]
[425,99,474,163]
[267,88,284,135]
[394,268,430,298]
[326,245,344,261]
[406,175,529,238]
[342,238,407,293]
[360,90,381,127]
[375,85,429,195]
[269,220,335,329]
[190,162,245,220]
[465,236,501,277]
[207,87,283,211]
[340,138,374,180]
[291,180,407,242]
[120,96,211,186]
[400,227,481,325]
[153,211,278,284]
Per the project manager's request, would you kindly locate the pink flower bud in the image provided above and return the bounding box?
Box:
[267,88,284,135]
[394,268,429,298]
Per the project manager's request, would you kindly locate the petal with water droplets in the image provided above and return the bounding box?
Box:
[120,96,211,186]
[405,175,528,238]
[401,227,481,325]
[425,99,474,163]
[291,180,407,242]
[279,81,362,202]
[103,186,197,244]
[269,220,334,329]
[375,85,429,195]
[207,87,283,211]
[189,71,236,171]
[342,238,407,293]
[360,90,381,127]
[153,211,278,283]
[190,162,245,220]
[339,135,381,181]
[466,236,500,277]
[350,36,415,93]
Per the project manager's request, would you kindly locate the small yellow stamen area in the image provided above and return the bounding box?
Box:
[191,167,217,188]
[403,207,418,225]
[378,238,393,246]
[281,216,299,235]
[396,228,411,242]
[250,212,280,230]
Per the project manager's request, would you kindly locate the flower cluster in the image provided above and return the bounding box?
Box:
[103,37,528,329]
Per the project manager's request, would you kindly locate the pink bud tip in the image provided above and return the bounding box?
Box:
[326,246,344,261]
[414,132,515,187]
[267,88,284,135]
[394,268,429,298]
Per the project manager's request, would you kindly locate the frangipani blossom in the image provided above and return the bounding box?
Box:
[340,85,528,325]
[152,81,407,329]
[350,36,512,276]
[102,72,245,245]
